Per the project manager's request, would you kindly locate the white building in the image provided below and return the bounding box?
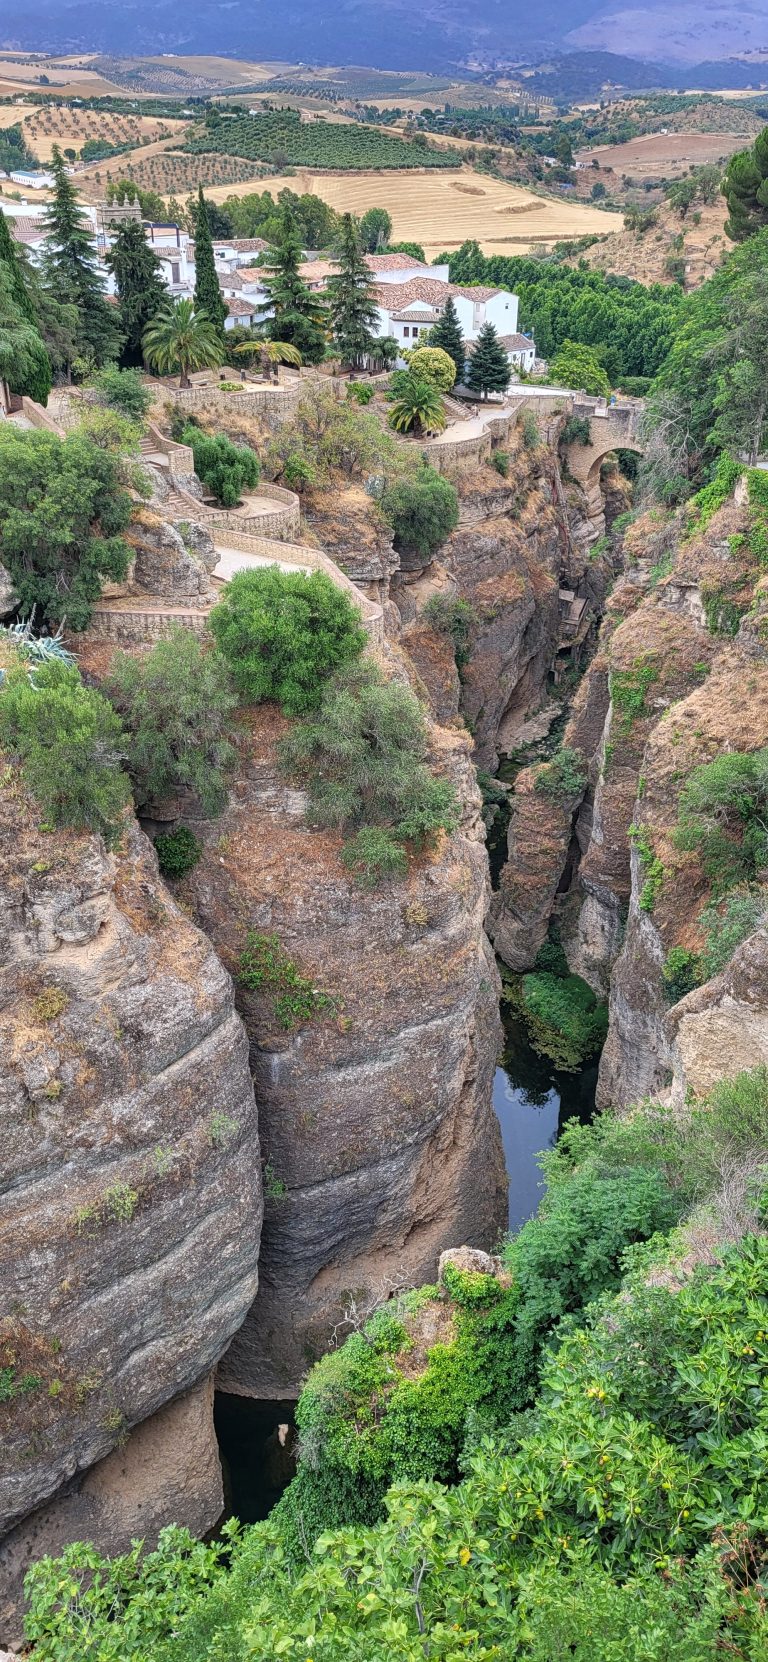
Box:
[299,251,532,368]
[9,169,54,190]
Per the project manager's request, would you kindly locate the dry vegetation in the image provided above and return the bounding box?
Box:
[19,106,186,161]
[579,129,755,181]
[204,165,617,258]
[573,195,732,288]
[87,150,263,197]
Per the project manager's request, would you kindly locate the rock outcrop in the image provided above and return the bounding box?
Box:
[180,694,507,1399]
[0,789,262,1632]
[129,510,216,601]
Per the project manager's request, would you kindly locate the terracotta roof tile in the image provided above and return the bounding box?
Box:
[373,278,504,308]
[226,296,259,317]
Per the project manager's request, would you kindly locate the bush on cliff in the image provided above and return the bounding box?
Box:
[105,629,238,816]
[0,659,130,842]
[381,466,459,561]
[674,748,768,894]
[209,566,366,715]
[0,426,133,630]
[181,424,260,508]
[517,969,608,1071]
[279,657,459,874]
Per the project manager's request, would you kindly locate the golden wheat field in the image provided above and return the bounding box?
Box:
[204,167,618,258]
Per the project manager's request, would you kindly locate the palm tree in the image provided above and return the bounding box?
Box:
[388,375,447,436]
[369,334,399,374]
[235,335,302,384]
[142,299,223,389]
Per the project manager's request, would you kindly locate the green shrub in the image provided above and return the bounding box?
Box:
[491,449,509,476]
[519,970,608,1070]
[279,659,459,860]
[154,826,202,880]
[700,888,766,976]
[674,748,768,893]
[92,366,151,423]
[701,580,747,637]
[422,594,476,672]
[0,427,132,630]
[381,466,459,559]
[687,452,741,532]
[560,414,591,446]
[611,655,659,733]
[521,410,540,449]
[210,566,366,715]
[662,945,702,1003]
[345,380,375,404]
[105,629,237,816]
[534,745,587,799]
[405,345,457,392]
[0,661,130,844]
[181,425,260,508]
[281,451,317,492]
[238,930,335,1030]
[630,822,666,912]
[341,827,408,886]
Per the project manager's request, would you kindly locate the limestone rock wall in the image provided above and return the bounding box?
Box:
[0,793,262,1629]
[181,700,507,1399]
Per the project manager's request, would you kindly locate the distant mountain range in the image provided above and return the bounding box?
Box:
[1,0,768,83]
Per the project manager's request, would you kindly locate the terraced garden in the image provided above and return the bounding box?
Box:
[185,109,460,169]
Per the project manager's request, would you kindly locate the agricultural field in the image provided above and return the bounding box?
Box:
[88,149,265,197]
[0,52,130,98]
[18,105,186,162]
[185,110,461,169]
[578,128,753,180]
[202,166,618,258]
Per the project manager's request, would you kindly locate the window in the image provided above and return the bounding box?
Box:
[171,262,180,284]
[412,326,419,337]
[403,326,410,337]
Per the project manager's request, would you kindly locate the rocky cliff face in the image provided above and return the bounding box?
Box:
[0,792,262,1632]
[180,692,507,1400]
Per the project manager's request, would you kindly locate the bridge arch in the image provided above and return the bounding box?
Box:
[562,398,645,487]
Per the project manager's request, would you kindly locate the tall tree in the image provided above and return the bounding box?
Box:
[193,184,227,336]
[428,296,466,381]
[0,212,52,403]
[142,298,223,389]
[359,207,392,253]
[42,147,122,368]
[465,321,511,400]
[105,219,167,367]
[722,131,768,242]
[256,208,326,363]
[327,213,380,369]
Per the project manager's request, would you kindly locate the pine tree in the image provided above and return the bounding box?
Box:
[465,321,511,400]
[0,209,52,403]
[42,147,121,367]
[326,212,380,369]
[105,219,168,367]
[256,208,326,364]
[193,185,227,336]
[428,296,465,381]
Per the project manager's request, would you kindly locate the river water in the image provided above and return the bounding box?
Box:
[494,999,598,1232]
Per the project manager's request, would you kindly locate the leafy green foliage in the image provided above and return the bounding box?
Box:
[388,372,447,434]
[181,424,260,507]
[142,299,223,387]
[154,826,203,881]
[521,410,540,449]
[192,185,227,336]
[359,207,392,252]
[104,219,167,368]
[185,109,458,170]
[238,931,335,1029]
[0,426,132,629]
[446,241,681,379]
[105,629,237,816]
[210,566,366,715]
[0,661,129,843]
[534,746,587,799]
[0,262,52,406]
[561,413,592,446]
[722,128,768,241]
[629,822,666,913]
[687,452,741,532]
[674,748,768,893]
[519,970,608,1070]
[42,147,122,368]
[280,658,459,862]
[265,381,411,487]
[551,338,611,397]
[405,346,456,393]
[700,889,767,975]
[92,365,152,422]
[610,655,659,733]
[381,468,459,559]
[254,208,327,363]
[341,827,409,886]
[662,945,702,1003]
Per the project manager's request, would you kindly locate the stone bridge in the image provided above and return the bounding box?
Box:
[564,397,645,487]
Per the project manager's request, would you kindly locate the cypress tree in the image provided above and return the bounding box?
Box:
[465,321,511,400]
[193,185,227,336]
[105,219,168,367]
[428,296,465,381]
[0,210,52,403]
[42,147,121,366]
[256,208,326,363]
[326,212,380,369]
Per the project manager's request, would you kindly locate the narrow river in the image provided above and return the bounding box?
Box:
[493,994,598,1232]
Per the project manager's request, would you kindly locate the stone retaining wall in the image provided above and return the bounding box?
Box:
[163,381,302,421]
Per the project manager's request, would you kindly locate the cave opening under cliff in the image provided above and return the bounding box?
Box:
[214,1393,297,1524]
